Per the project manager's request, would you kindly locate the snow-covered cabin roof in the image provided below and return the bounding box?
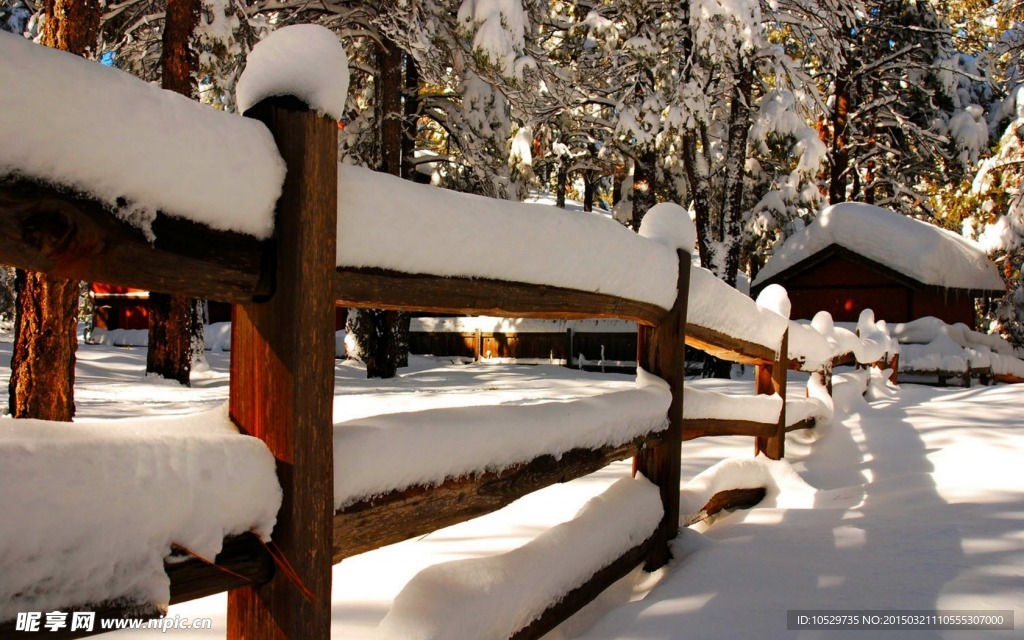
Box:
[753,203,1004,293]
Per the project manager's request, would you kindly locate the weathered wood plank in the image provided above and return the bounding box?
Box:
[683,487,767,526]
[992,372,1024,384]
[335,266,669,326]
[0,179,269,303]
[755,330,788,460]
[633,250,689,570]
[332,432,668,562]
[785,417,817,433]
[168,532,275,605]
[682,417,778,440]
[227,97,336,640]
[686,323,776,366]
[508,533,658,640]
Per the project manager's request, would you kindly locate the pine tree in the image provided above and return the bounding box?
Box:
[145,0,203,387]
[8,0,102,420]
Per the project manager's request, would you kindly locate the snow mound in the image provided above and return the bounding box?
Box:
[787,319,832,372]
[375,477,662,640]
[680,457,818,518]
[687,266,788,353]
[901,334,969,372]
[755,284,791,319]
[333,373,670,508]
[0,408,280,621]
[236,24,350,120]
[683,387,782,424]
[754,202,1004,291]
[336,164,680,310]
[638,202,696,254]
[0,31,285,239]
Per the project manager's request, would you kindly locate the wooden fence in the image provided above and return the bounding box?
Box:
[0,94,807,638]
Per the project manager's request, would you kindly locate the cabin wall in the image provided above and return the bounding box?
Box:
[777,254,979,326]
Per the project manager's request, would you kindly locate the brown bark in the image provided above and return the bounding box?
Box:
[160,0,201,100]
[583,173,595,212]
[556,160,568,208]
[146,292,193,386]
[9,271,77,420]
[356,37,410,378]
[829,63,854,205]
[40,0,101,58]
[9,0,101,420]
[146,0,201,385]
[630,149,657,230]
[401,54,420,182]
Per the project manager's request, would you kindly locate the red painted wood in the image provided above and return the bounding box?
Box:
[227,97,336,640]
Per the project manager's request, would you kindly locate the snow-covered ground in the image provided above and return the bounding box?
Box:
[1,343,1021,638]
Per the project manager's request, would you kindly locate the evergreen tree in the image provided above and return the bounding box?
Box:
[8,0,102,420]
[146,0,203,387]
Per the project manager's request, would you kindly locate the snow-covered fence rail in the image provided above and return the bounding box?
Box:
[680,273,791,458]
[0,29,697,640]
[0,27,863,638]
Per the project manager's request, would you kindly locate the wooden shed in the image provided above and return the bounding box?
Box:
[751,203,1005,326]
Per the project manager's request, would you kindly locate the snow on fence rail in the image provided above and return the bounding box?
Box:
[0,28,828,640]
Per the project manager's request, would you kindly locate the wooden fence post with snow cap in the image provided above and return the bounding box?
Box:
[634,249,690,570]
[755,328,788,460]
[226,26,344,640]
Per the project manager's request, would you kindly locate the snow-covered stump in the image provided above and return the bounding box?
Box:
[634,250,690,570]
[754,329,788,460]
[227,97,338,639]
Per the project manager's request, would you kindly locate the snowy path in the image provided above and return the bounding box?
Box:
[2,342,1020,638]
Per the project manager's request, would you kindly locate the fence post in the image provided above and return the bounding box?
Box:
[634,250,689,570]
[754,329,788,460]
[227,97,337,639]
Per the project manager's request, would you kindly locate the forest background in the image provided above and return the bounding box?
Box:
[3,0,1024,390]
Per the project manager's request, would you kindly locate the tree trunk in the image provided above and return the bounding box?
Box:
[630,150,657,230]
[556,160,568,208]
[583,170,595,212]
[146,293,192,385]
[146,0,201,385]
[684,128,715,270]
[9,0,101,420]
[351,36,410,378]
[720,61,754,288]
[9,272,77,420]
[40,0,101,57]
[401,53,420,182]
[829,62,854,205]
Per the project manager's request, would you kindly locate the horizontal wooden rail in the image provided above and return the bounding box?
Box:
[681,417,777,441]
[0,179,674,325]
[0,533,273,639]
[683,487,767,527]
[508,532,658,640]
[332,431,668,562]
[168,532,275,604]
[786,417,817,433]
[335,266,668,326]
[686,323,776,365]
[0,179,270,302]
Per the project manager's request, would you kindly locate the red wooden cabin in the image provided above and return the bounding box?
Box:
[751,204,1005,327]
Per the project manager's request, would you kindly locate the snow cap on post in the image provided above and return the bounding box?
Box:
[756,284,791,320]
[638,202,697,254]
[236,24,349,119]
